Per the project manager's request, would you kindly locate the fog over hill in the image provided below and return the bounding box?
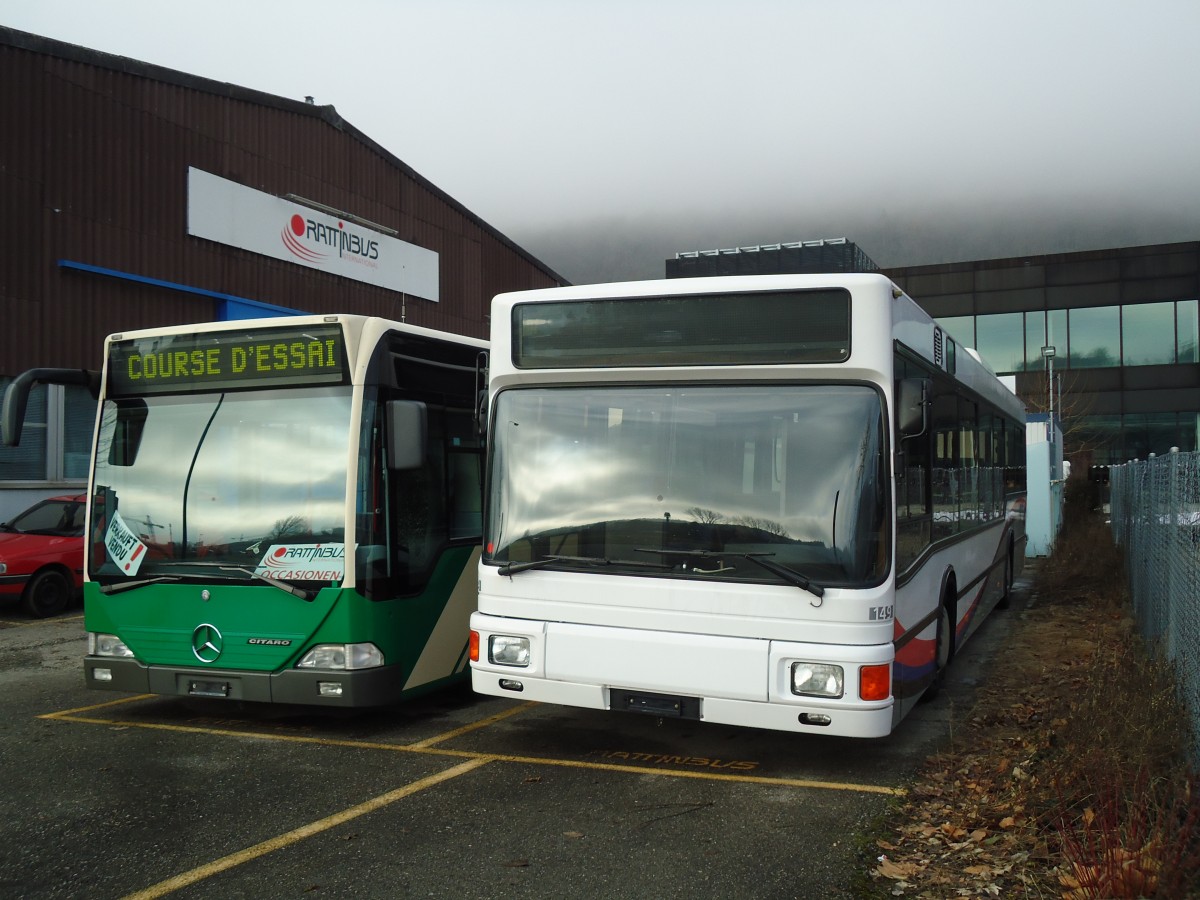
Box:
[511,202,1200,287]
[4,2,1197,294]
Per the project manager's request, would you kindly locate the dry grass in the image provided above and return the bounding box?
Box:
[864,483,1200,898]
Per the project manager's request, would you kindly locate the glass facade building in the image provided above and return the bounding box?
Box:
[887,242,1200,465]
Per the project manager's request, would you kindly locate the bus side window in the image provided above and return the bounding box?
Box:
[958,397,980,526]
[445,409,482,540]
[894,359,933,572]
[896,435,931,569]
[932,385,960,541]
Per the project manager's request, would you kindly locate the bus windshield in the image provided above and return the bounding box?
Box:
[485,384,888,588]
[90,385,352,586]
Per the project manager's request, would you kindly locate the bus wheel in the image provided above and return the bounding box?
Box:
[923,604,953,702]
[997,548,1014,610]
[22,570,71,618]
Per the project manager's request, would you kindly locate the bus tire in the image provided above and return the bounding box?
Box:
[997,545,1014,610]
[22,569,72,618]
[923,599,955,702]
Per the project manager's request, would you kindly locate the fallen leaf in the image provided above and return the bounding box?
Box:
[875,856,921,880]
[563,831,584,839]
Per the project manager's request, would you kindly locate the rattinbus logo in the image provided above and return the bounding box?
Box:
[281,213,380,266]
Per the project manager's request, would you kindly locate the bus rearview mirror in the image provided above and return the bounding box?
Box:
[897,378,929,438]
[387,400,427,470]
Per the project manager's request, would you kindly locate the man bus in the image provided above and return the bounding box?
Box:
[3,315,485,706]
[469,274,1026,737]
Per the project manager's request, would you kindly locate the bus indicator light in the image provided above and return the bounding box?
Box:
[859,664,891,702]
[469,630,480,663]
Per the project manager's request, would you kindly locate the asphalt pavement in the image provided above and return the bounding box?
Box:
[0,573,1031,900]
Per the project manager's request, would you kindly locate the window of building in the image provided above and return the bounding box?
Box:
[1122,302,1176,366]
[0,380,93,484]
[936,315,974,350]
[974,312,1025,374]
[1072,412,1197,464]
[1180,412,1200,453]
[1066,307,1120,368]
[1179,300,1199,364]
[0,380,47,481]
[1047,309,1068,359]
[63,386,94,478]
[1124,413,1185,460]
[1024,311,1045,373]
[1073,415,1123,465]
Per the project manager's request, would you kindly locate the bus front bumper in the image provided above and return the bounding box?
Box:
[84,656,408,707]
[471,668,895,739]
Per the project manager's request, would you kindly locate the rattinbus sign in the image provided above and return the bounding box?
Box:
[186,167,439,301]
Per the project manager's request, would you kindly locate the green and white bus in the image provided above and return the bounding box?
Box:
[3,315,486,706]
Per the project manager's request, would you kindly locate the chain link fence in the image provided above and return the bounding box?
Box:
[1109,450,1200,760]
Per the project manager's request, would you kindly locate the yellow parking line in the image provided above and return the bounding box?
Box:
[42,714,429,752]
[40,694,157,718]
[404,700,538,748]
[43,708,902,796]
[463,751,906,796]
[121,757,489,900]
[0,613,84,627]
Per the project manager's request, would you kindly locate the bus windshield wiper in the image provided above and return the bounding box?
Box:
[99,575,182,595]
[97,566,318,601]
[496,555,672,577]
[122,561,320,601]
[213,565,318,601]
[634,548,825,600]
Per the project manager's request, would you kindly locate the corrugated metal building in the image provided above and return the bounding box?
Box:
[0,27,565,512]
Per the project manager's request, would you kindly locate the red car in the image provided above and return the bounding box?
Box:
[0,493,86,617]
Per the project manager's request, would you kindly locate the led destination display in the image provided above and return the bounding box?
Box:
[107,323,347,396]
[513,289,851,369]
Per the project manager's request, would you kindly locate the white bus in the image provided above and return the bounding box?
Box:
[469,274,1026,737]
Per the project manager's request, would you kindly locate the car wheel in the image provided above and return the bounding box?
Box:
[21,569,72,618]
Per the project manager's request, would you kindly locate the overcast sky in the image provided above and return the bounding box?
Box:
[4,0,1199,283]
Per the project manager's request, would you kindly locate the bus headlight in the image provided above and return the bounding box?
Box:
[88,632,134,658]
[296,643,384,670]
[489,635,530,667]
[790,662,844,698]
